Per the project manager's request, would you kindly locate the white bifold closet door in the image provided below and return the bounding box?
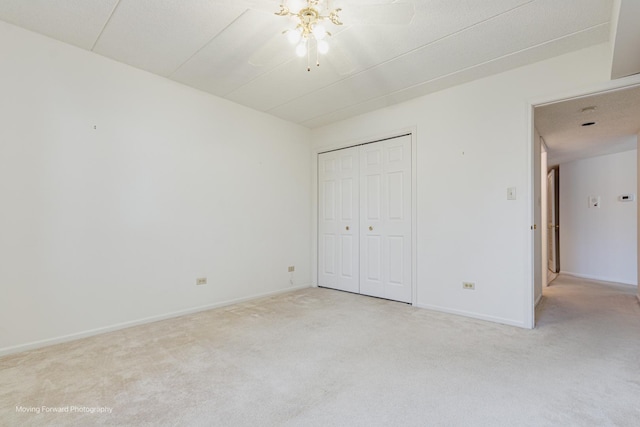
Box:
[318,146,360,293]
[318,135,412,303]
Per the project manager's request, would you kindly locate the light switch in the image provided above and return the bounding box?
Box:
[507,187,516,200]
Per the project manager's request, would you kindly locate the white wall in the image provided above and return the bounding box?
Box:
[559,148,637,285]
[312,43,612,327]
[0,22,312,355]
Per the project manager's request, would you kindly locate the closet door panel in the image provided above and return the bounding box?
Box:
[318,148,359,293]
[360,136,412,303]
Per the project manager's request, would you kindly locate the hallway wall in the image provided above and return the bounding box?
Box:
[560,148,637,285]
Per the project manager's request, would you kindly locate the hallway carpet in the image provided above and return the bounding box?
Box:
[1,274,639,426]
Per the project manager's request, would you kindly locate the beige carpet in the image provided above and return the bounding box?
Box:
[1,274,639,426]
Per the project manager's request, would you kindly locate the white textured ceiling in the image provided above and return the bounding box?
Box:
[0,0,614,128]
[535,85,640,166]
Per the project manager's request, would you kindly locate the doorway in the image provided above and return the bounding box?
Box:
[530,78,640,327]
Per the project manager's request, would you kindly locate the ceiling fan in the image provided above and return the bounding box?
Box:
[211,0,415,74]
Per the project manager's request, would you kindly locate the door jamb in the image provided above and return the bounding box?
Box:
[549,166,560,273]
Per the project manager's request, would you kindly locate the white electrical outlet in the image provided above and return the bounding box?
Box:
[196,277,207,286]
[463,282,475,290]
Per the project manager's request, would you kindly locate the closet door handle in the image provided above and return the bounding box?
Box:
[369,226,373,231]
[345,226,349,231]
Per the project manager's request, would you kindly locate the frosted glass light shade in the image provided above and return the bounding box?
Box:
[312,25,327,40]
[317,39,329,54]
[296,42,307,57]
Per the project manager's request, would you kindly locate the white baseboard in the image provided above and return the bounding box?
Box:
[414,303,527,329]
[0,284,311,357]
[560,271,637,287]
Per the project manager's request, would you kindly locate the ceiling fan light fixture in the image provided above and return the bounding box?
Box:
[276,0,343,71]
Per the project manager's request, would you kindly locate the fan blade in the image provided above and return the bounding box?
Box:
[248,32,294,68]
[209,0,278,15]
[341,2,415,26]
[326,38,356,76]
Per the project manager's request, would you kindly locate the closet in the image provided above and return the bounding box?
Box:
[318,134,412,303]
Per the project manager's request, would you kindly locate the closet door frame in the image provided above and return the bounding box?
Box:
[312,128,418,305]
